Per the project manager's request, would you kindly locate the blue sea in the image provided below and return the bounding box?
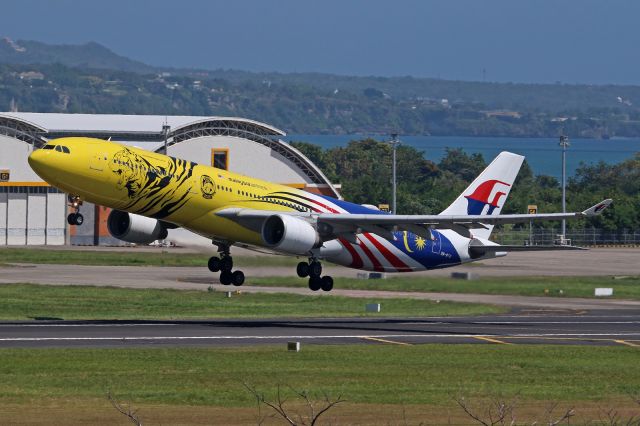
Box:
[285,135,640,179]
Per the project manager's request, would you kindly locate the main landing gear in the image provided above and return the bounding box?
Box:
[208,244,245,286]
[297,259,333,292]
[66,195,84,226]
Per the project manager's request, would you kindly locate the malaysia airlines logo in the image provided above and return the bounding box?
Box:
[593,203,608,214]
[465,179,511,215]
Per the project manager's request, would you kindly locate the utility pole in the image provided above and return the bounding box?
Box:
[162,122,170,155]
[559,135,570,241]
[388,133,401,214]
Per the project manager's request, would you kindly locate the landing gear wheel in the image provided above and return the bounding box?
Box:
[320,276,334,292]
[220,256,233,272]
[220,271,232,285]
[208,256,221,272]
[296,262,310,278]
[67,213,83,225]
[309,261,322,278]
[308,276,322,291]
[231,270,245,286]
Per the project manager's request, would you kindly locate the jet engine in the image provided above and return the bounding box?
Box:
[261,214,320,255]
[107,210,168,244]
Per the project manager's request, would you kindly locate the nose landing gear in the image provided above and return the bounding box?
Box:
[297,259,333,292]
[66,195,84,226]
[208,243,245,286]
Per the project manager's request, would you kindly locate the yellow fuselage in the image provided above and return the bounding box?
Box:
[28,137,303,245]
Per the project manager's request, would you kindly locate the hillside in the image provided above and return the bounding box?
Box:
[2,38,640,137]
[0,38,155,73]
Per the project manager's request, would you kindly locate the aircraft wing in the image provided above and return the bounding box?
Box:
[216,199,612,240]
[312,199,612,239]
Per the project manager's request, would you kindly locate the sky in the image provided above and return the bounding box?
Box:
[2,0,639,85]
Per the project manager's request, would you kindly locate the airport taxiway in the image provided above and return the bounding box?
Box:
[0,311,638,348]
[2,246,639,278]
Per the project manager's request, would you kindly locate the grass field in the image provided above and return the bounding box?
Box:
[251,275,640,300]
[0,247,299,267]
[0,345,637,424]
[0,284,504,320]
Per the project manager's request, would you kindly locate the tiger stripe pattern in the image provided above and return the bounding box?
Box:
[109,147,196,219]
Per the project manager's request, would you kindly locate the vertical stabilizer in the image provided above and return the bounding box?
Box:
[440,151,524,239]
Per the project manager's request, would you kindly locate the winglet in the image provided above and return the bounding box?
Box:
[582,199,613,216]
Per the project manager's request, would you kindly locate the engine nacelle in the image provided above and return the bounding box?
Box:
[107,210,168,244]
[261,214,320,255]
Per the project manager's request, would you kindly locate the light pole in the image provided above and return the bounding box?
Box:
[388,133,401,214]
[162,123,170,155]
[559,135,570,241]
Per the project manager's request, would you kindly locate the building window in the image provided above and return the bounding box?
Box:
[211,148,229,170]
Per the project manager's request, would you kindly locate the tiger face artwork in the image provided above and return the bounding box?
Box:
[109,147,196,219]
[110,149,155,198]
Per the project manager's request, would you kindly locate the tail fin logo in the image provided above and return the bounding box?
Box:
[593,203,607,214]
[464,179,511,215]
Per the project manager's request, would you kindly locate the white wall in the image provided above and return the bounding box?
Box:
[0,193,6,245]
[6,192,27,245]
[167,136,312,184]
[46,192,66,245]
[27,192,46,245]
[0,189,66,246]
[0,135,41,182]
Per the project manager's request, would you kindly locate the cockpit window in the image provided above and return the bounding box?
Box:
[61,146,70,154]
[55,145,63,152]
[42,145,54,150]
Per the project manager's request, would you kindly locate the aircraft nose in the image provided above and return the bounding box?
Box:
[28,148,46,174]
[28,146,57,184]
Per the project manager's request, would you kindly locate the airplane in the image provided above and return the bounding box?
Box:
[28,137,612,291]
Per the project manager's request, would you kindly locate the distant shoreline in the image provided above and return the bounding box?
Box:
[286,135,639,178]
[287,133,638,141]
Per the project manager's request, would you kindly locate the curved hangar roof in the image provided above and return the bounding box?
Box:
[0,112,338,197]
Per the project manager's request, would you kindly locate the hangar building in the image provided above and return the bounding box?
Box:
[0,112,339,246]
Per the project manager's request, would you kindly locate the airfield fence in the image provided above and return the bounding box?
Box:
[492,227,640,246]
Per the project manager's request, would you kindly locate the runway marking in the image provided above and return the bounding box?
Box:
[467,321,640,325]
[0,323,180,327]
[497,336,640,346]
[397,321,640,325]
[361,336,412,346]
[2,316,638,328]
[473,336,512,345]
[1,332,639,343]
[517,309,587,315]
[613,339,639,348]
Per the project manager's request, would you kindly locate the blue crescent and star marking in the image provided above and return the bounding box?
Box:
[319,195,461,269]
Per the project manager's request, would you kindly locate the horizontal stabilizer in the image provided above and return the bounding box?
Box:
[469,244,587,257]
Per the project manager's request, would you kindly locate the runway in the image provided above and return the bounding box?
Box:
[1,311,638,348]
